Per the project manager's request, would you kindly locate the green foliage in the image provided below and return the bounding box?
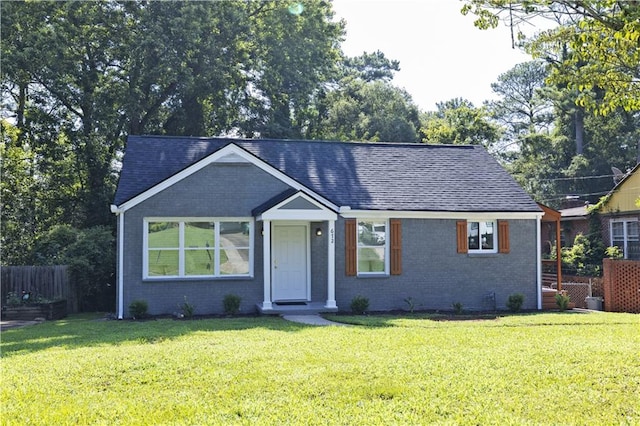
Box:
[180,296,196,318]
[29,225,116,311]
[452,302,464,314]
[128,300,149,319]
[462,1,640,114]
[350,295,369,315]
[312,79,421,142]
[555,292,571,311]
[605,246,623,260]
[421,98,502,146]
[559,231,604,276]
[506,293,525,312]
[223,294,242,315]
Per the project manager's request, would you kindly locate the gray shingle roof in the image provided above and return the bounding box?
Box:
[114,135,541,213]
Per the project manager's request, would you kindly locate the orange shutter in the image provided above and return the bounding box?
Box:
[498,220,510,253]
[390,219,402,275]
[456,220,468,254]
[345,219,357,276]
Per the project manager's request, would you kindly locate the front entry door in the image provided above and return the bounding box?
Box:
[272,224,308,301]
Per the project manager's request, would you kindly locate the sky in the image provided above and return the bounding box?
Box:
[332,0,537,111]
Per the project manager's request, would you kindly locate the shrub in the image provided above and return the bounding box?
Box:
[180,296,195,318]
[129,300,148,319]
[350,295,369,315]
[452,302,463,314]
[555,292,570,311]
[506,293,524,312]
[223,294,241,315]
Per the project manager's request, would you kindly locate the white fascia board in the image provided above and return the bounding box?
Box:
[339,210,544,220]
[261,209,338,221]
[115,143,338,213]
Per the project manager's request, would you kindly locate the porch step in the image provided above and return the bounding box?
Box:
[256,302,338,315]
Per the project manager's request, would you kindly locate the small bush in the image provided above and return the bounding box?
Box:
[350,295,369,315]
[129,300,148,319]
[223,294,241,315]
[506,293,524,312]
[452,302,463,314]
[180,296,195,318]
[555,292,570,311]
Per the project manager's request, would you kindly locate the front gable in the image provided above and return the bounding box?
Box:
[600,164,640,215]
[112,143,338,213]
[255,191,337,221]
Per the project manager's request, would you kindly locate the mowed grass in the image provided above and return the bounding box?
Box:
[1,312,639,425]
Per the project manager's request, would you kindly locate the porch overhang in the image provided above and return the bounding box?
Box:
[256,190,337,313]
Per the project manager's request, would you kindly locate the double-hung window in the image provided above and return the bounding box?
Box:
[457,219,509,254]
[467,220,497,253]
[611,219,639,260]
[357,220,388,274]
[144,218,253,278]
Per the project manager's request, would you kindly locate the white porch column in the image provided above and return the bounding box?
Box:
[262,220,273,310]
[325,219,337,309]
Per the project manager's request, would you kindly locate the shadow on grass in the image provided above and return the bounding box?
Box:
[325,309,631,328]
[0,313,307,357]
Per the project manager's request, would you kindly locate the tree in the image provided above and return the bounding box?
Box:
[421,98,502,146]
[462,0,640,114]
[312,79,421,142]
[488,60,553,138]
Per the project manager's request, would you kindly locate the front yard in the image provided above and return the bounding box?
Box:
[1,312,638,424]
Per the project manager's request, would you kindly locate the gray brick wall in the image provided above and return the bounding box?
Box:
[118,163,539,316]
[120,162,289,316]
[334,218,538,312]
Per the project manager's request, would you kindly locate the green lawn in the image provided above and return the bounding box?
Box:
[1,312,639,425]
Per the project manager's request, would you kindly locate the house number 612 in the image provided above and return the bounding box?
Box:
[330,227,334,244]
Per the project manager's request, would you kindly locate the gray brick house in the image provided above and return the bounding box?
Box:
[111,136,544,318]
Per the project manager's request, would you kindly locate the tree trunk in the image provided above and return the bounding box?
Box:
[575,108,584,155]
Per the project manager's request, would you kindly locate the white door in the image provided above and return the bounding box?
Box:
[272,225,308,301]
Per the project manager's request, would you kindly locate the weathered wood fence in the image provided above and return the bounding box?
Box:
[1,266,78,313]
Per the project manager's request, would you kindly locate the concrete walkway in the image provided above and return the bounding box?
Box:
[282,314,350,326]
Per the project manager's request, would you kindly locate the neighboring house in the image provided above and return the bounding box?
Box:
[560,204,590,247]
[597,163,640,260]
[111,136,544,318]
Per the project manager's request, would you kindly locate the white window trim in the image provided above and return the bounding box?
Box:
[143,217,254,279]
[356,218,389,276]
[610,217,639,260]
[467,220,498,254]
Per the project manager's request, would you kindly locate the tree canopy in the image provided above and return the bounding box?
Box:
[462,0,640,114]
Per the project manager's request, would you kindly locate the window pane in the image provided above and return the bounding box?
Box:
[185,249,214,275]
[481,221,495,250]
[221,249,249,275]
[148,250,179,276]
[148,222,179,248]
[468,222,480,250]
[220,221,250,248]
[627,222,639,241]
[612,222,624,240]
[185,222,215,248]
[358,221,385,246]
[358,247,385,272]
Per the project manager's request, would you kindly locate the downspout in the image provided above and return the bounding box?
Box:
[536,215,542,310]
[111,205,125,319]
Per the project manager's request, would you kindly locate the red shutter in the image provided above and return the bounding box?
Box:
[498,220,510,253]
[390,219,402,275]
[345,219,357,276]
[457,220,468,254]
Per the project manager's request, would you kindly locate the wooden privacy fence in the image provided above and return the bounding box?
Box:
[1,266,78,313]
[602,259,640,313]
